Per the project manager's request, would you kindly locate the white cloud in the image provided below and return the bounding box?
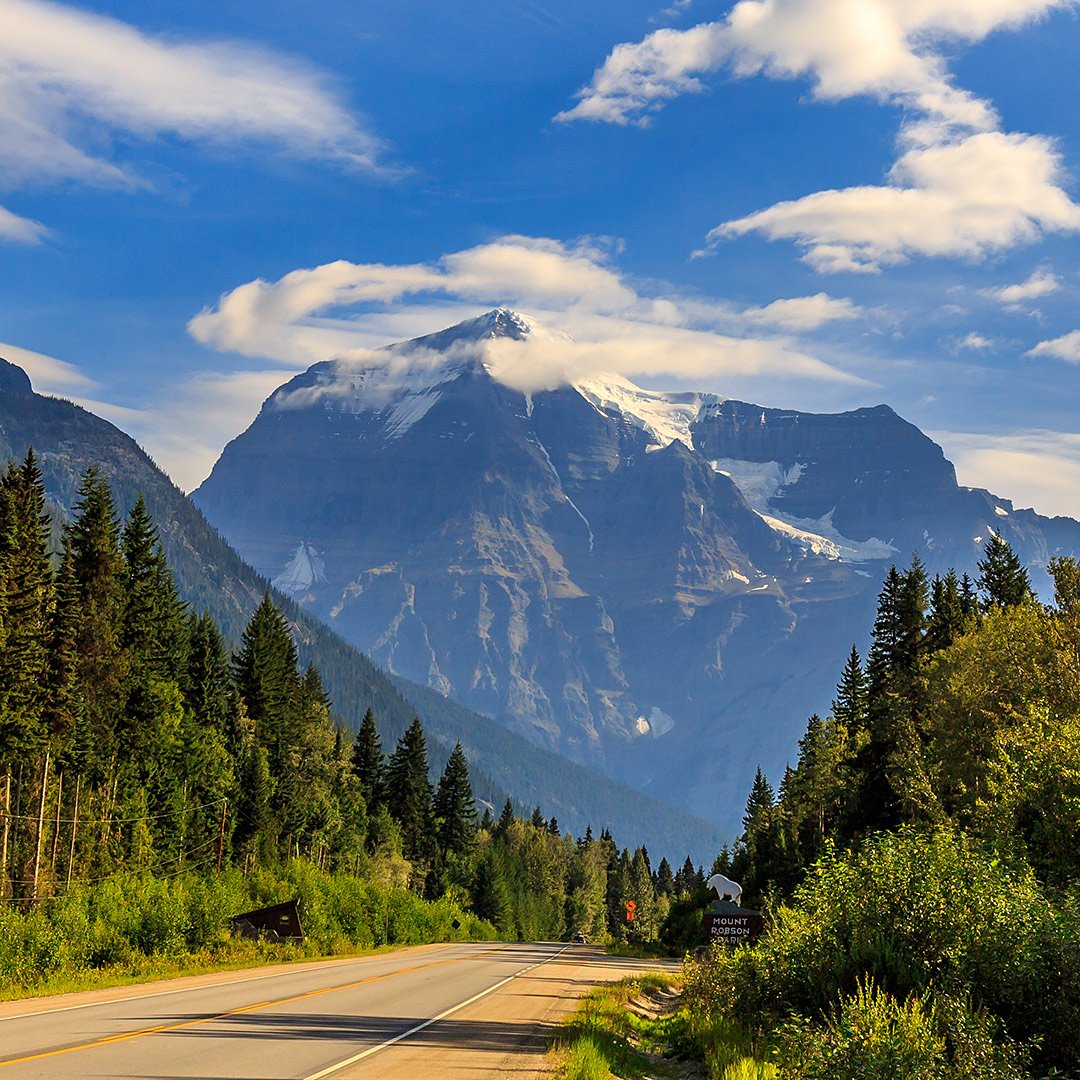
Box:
[1027,330,1080,362]
[738,292,861,330]
[189,235,864,393]
[710,132,1080,273]
[559,0,1068,128]
[0,0,384,242]
[0,340,97,393]
[934,429,1080,518]
[980,267,1062,303]
[562,1,1080,274]
[957,332,994,351]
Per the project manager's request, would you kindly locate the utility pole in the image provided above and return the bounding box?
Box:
[1,772,11,900]
[67,775,80,888]
[217,800,227,873]
[32,753,50,902]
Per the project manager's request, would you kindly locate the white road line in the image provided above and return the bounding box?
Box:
[0,944,466,1024]
[303,944,570,1080]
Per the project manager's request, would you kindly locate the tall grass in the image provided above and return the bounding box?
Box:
[0,859,496,999]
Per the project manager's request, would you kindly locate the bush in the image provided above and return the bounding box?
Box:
[776,979,1025,1080]
[0,859,496,998]
[683,826,1080,1074]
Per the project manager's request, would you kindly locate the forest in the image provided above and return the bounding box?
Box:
[0,451,694,994]
[675,536,1080,1078]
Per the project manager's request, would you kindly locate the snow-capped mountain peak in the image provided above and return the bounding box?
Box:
[574,373,723,452]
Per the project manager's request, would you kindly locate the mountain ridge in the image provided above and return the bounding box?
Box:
[191,310,1080,828]
[0,356,725,860]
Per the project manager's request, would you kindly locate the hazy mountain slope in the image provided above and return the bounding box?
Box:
[0,355,724,860]
[191,310,1080,828]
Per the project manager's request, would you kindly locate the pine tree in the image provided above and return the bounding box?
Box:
[977,534,1033,610]
[656,856,674,896]
[530,805,545,829]
[62,467,126,782]
[120,496,186,677]
[832,646,868,731]
[351,708,383,811]
[183,612,231,742]
[433,743,476,861]
[959,572,978,616]
[926,570,966,654]
[547,816,560,836]
[496,797,515,835]
[0,451,54,761]
[383,717,434,866]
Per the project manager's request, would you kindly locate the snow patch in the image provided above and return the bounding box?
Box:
[710,457,896,563]
[994,506,1009,517]
[635,707,676,739]
[574,373,722,451]
[273,541,326,596]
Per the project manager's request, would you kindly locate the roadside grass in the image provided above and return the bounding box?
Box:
[555,974,777,1080]
[0,936,417,1003]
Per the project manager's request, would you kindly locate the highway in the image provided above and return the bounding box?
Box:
[0,941,673,1078]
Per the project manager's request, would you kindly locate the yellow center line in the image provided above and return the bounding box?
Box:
[0,945,514,1070]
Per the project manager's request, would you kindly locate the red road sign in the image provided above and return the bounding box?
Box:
[625,900,636,921]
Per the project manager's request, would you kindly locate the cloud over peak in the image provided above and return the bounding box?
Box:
[0,0,386,242]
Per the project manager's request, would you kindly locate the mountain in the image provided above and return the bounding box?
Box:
[191,310,1080,828]
[0,354,724,860]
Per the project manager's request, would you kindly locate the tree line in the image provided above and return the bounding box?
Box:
[0,451,703,946]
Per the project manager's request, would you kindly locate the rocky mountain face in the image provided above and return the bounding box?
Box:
[192,311,1080,827]
[0,353,725,859]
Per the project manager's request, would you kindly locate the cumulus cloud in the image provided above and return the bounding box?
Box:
[0,0,385,241]
[957,332,994,351]
[711,131,1080,273]
[189,235,865,393]
[980,267,1062,303]
[1027,330,1080,362]
[561,0,1080,273]
[558,0,1067,128]
[934,429,1080,519]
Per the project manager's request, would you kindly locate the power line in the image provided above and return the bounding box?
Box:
[0,796,226,826]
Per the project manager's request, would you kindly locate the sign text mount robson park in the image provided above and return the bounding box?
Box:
[702,900,764,948]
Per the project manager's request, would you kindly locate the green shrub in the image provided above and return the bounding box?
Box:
[776,979,1025,1080]
[683,827,1080,1074]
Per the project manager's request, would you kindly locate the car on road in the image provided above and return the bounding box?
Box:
[571,931,587,944]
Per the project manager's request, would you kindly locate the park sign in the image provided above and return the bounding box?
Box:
[702,899,764,948]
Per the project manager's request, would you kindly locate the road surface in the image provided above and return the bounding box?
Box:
[0,941,675,1078]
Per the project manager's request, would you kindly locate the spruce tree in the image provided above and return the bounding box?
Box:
[832,646,868,730]
[977,534,1033,609]
[925,571,965,653]
[433,742,476,860]
[496,797,515,835]
[351,708,383,811]
[530,805,545,829]
[656,856,674,896]
[383,717,434,866]
[0,451,54,760]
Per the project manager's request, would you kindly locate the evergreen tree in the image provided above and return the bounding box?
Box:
[351,707,383,811]
[0,451,54,760]
[433,742,476,861]
[977,534,1033,610]
[959,572,978,616]
[656,856,674,896]
[530,805,545,829]
[547,816,560,836]
[926,570,966,654]
[832,646,868,731]
[120,496,186,677]
[496,797,515,835]
[183,612,230,741]
[383,717,435,867]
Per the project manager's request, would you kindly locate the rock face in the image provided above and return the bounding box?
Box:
[193,310,1080,826]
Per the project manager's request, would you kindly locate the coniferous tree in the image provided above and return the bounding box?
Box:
[62,467,126,782]
[530,805,545,829]
[351,707,383,811]
[977,534,1033,610]
[832,645,868,731]
[926,570,966,654]
[496,798,515,835]
[383,717,435,868]
[959,572,978,616]
[0,451,54,761]
[656,856,674,896]
[433,742,476,861]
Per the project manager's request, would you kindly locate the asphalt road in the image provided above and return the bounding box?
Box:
[0,941,672,1079]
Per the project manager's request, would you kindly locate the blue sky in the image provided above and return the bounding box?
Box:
[1,0,1080,518]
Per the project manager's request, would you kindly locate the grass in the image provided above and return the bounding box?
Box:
[554,973,778,1080]
[555,974,681,1079]
[0,936,432,1003]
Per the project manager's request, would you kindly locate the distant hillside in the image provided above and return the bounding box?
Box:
[0,356,724,861]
